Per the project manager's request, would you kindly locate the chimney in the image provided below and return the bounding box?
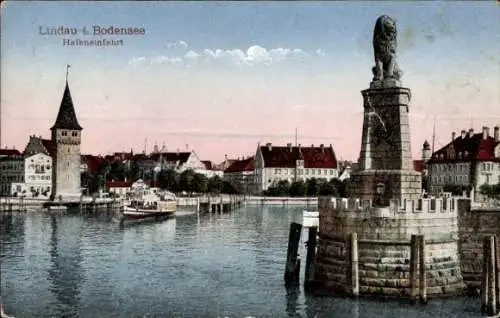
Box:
[225,154,228,160]
[452,132,456,141]
[176,148,180,155]
[266,143,272,151]
[468,128,474,137]
[494,126,499,142]
[287,143,292,151]
[482,126,489,140]
[320,144,324,152]
[461,130,466,139]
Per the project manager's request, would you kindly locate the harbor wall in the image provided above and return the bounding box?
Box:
[458,202,500,291]
[314,197,465,297]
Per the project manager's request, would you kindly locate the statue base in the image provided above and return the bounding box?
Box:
[370,78,401,89]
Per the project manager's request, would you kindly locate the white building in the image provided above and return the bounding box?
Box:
[149,150,207,174]
[201,160,224,178]
[0,137,54,197]
[428,126,500,197]
[254,143,339,194]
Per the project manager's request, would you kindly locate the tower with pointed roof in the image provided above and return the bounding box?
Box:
[50,67,83,201]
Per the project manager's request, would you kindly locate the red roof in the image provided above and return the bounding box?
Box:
[0,149,21,156]
[259,144,337,169]
[225,157,254,173]
[106,180,133,188]
[40,139,56,157]
[430,132,499,163]
[413,160,424,172]
[82,155,105,173]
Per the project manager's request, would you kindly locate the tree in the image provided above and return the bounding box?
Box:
[222,180,239,194]
[192,173,208,193]
[305,178,320,196]
[208,175,224,194]
[158,169,178,191]
[319,180,337,196]
[179,169,196,193]
[479,183,500,199]
[127,160,141,181]
[289,180,306,197]
[338,179,350,198]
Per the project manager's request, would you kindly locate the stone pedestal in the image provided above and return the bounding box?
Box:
[351,85,421,205]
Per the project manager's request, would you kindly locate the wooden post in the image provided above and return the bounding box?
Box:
[410,234,419,304]
[284,222,302,286]
[483,236,491,313]
[487,236,497,315]
[419,235,427,304]
[350,232,359,297]
[496,235,500,312]
[304,226,318,292]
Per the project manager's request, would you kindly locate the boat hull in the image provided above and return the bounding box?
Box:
[120,206,176,224]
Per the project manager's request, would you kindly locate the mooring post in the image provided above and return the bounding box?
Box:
[284,222,302,286]
[350,232,359,297]
[483,235,491,313]
[304,226,318,292]
[487,235,497,315]
[418,235,427,304]
[410,234,419,304]
[496,235,500,312]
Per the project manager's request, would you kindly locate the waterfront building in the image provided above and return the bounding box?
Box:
[148,150,207,175]
[254,143,338,194]
[428,126,500,197]
[223,156,255,194]
[0,148,21,158]
[0,149,23,196]
[0,137,55,197]
[215,155,237,171]
[201,160,224,178]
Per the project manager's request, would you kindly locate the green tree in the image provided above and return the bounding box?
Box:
[222,180,239,194]
[319,179,337,196]
[179,169,196,193]
[158,169,178,191]
[305,178,320,196]
[208,175,224,194]
[479,183,500,198]
[126,160,141,181]
[289,180,306,197]
[192,173,209,193]
[338,179,351,197]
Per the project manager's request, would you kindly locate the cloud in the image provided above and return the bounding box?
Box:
[203,45,309,66]
[316,49,326,57]
[167,40,188,49]
[150,56,183,65]
[131,45,311,68]
[128,56,147,67]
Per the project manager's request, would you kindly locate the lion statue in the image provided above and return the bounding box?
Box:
[372,15,402,82]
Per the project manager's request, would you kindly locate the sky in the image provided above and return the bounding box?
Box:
[1,1,499,163]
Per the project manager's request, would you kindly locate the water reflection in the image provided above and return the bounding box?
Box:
[285,285,301,317]
[47,215,84,317]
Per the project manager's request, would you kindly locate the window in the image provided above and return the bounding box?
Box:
[62,131,67,136]
[72,132,78,137]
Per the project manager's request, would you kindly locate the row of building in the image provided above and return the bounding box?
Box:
[1,76,499,199]
[2,126,499,198]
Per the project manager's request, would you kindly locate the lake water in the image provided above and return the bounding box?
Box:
[0,205,482,317]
